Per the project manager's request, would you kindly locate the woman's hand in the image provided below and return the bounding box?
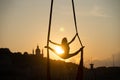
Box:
[76,33,78,36]
[49,40,52,43]
[81,46,85,49]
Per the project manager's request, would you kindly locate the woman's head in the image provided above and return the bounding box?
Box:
[62,37,68,44]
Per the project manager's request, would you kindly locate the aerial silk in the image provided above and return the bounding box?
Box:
[71,0,84,80]
[46,0,53,80]
[46,0,84,80]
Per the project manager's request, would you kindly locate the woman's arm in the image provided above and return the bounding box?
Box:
[68,33,78,44]
[49,40,61,46]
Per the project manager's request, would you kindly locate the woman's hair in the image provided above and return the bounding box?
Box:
[62,37,68,44]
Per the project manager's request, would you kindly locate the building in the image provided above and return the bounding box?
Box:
[35,45,43,58]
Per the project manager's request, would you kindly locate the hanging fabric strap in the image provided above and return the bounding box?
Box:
[72,0,83,47]
[71,0,84,80]
[76,49,84,80]
[47,0,54,80]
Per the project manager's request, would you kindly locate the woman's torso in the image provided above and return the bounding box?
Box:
[61,43,70,55]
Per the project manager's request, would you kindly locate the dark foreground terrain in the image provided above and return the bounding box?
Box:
[0,48,120,80]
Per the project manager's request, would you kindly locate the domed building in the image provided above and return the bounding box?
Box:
[35,45,43,58]
[35,45,41,56]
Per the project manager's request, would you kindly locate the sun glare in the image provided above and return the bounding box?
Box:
[55,46,64,54]
[60,27,64,32]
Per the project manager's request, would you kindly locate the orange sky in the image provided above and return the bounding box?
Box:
[0,0,120,67]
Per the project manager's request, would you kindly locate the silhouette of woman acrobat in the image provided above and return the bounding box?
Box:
[45,33,84,59]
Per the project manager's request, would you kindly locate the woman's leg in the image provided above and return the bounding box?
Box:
[68,47,83,58]
[46,46,57,53]
[46,46,64,58]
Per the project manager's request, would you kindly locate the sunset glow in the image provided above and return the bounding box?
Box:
[55,46,64,54]
[0,0,120,67]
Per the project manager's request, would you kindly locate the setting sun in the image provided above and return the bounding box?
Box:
[55,46,64,54]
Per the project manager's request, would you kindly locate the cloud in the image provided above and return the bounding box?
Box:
[78,5,110,18]
[90,5,110,17]
[91,53,120,67]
